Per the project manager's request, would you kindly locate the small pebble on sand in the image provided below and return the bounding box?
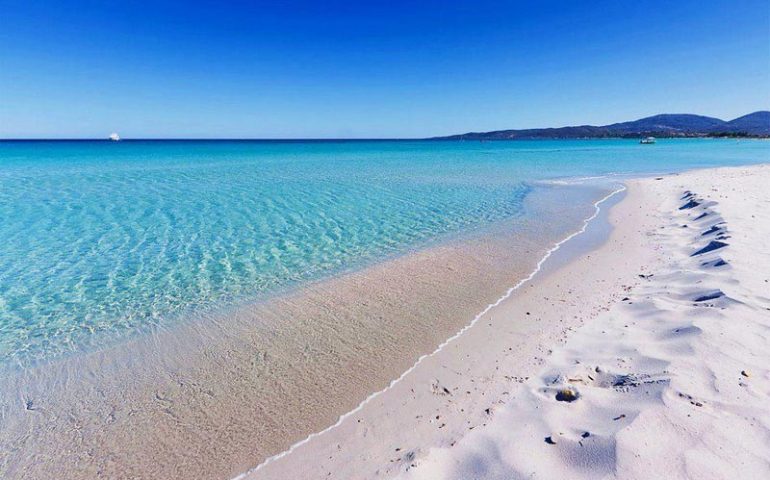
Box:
[555,388,579,402]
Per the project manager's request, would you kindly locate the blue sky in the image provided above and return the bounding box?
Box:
[1,0,768,138]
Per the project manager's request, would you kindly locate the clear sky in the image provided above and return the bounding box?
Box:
[1,0,768,138]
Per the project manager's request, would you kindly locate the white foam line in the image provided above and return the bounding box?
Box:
[538,172,626,185]
[233,183,627,480]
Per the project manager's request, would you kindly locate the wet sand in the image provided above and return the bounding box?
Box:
[0,183,611,479]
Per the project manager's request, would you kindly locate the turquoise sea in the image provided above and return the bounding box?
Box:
[0,139,767,365]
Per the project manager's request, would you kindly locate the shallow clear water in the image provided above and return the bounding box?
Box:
[0,139,767,364]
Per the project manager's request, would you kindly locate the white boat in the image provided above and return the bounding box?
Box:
[109,132,121,141]
[639,136,656,144]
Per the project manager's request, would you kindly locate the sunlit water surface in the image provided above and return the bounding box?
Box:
[0,139,766,365]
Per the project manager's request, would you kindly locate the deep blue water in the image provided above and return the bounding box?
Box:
[0,139,767,364]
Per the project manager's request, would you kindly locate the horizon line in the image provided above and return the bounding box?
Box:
[1,136,767,142]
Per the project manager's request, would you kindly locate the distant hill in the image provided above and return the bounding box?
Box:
[723,111,770,135]
[435,111,770,140]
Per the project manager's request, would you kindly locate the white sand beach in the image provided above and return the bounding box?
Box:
[3,1,768,477]
[246,164,770,480]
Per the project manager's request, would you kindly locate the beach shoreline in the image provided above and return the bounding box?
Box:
[237,182,627,479]
[245,164,770,480]
[2,164,768,480]
[0,177,614,479]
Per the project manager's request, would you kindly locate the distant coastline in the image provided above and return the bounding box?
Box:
[433,111,770,140]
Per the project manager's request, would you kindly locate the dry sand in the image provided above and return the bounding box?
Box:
[246,165,770,480]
